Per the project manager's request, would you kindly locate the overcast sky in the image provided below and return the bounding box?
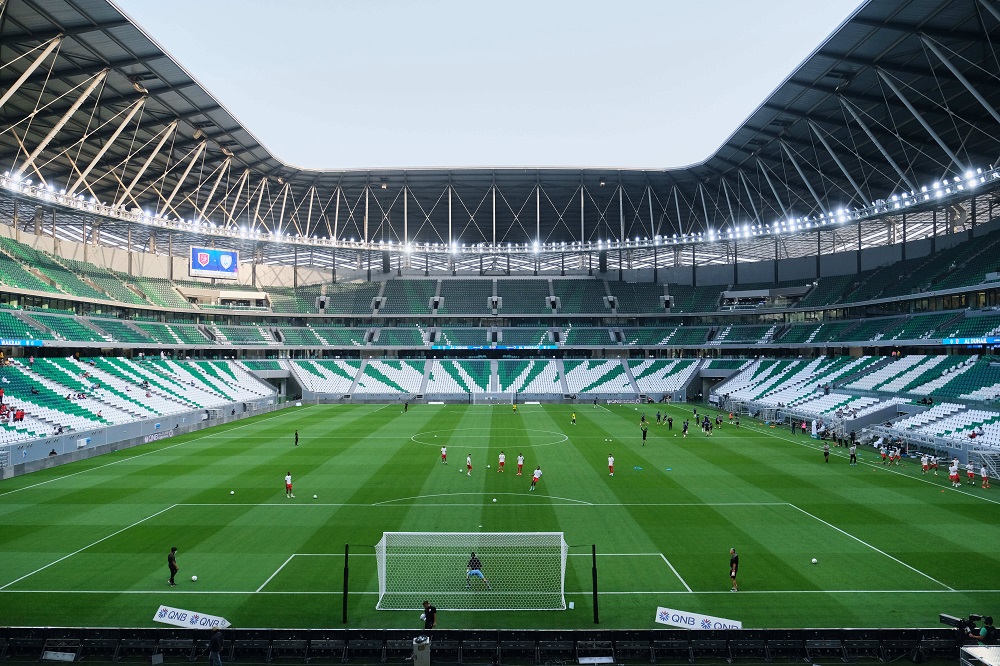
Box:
[115,0,864,171]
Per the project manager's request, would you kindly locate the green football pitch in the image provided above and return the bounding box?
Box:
[0,402,996,630]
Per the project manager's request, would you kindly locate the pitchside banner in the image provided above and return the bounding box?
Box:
[654,606,742,630]
[153,605,231,629]
[189,246,239,279]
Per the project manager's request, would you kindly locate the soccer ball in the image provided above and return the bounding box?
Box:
[487,465,491,468]
[313,494,318,499]
[419,613,426,621]
[230,490,234,495]
[191,575,198,582]
[811,558,818,564]
[493,498,497,503]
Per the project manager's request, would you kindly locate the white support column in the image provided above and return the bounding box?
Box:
[876,68,967,173]
[226,169,250,226]
[158,140,206,216]
[0,36,63,112]
[536,184,541,244]
[197,157,231,223]
[252,177,266,229]
[721,178,736,228]
[333,187,341,242]
[16,69,109,178]
[115,120,177,209]
[365,184,371,244]
[68,97,145,196]
[647,185,655,238]
[306,186,315,235]
[278,182,290,235]
[579,185,584,243]
[448,184,453,247]
[404,184,410,247]
[697,183,711,229]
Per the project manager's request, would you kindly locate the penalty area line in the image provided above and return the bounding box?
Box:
[660,553,692,593]
[256,554,296,593]
[787,503,953,591]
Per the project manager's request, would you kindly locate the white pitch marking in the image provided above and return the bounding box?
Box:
[256,554,296,593]
[660,553,693,593]
[787,503,954,591]
[2,588,995,596]
[0,504,178,590]
[371,492,593,506]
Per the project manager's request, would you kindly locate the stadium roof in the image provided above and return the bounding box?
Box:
[1,0,1000,256]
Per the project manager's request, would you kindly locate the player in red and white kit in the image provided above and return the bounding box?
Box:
[982,463,991,489]
[284,472,294,498]
[608,454,614,477]
[529,466,542,491]
[967,460,976,485]
[920,454,929,474]
[441,446,448,464]
[949,461,961,488]
[516,453,524,476]
[497,451,505,473]
[466,454,472,477]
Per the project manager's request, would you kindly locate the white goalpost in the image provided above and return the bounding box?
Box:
[375,532,569,611]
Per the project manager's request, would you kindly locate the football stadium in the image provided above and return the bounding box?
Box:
[1,0,999,662]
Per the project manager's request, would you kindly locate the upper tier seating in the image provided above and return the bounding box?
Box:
[0,310,54,340]
[0,237,107,300]
[125,274,194,309]
[562,327,614,346]
[497,279,551,314]
[375,327,425,346]
[241,360,283,371]
[267,285,322,314]
[500,328,551,346]
[135,322,210,345]
[878,313,957,341]
[438,279,493,315]
[213,325,273,345]
[666,284,721,312]
[438,328,488,347]
[27,313,103,342]
[277,327,325,346]
[380,279,436,314]
[552,279,608,314]
[59,257,148,305]
[325,282,380,314]
[87,318,150,344]
[606,281,665,313]
[311,327,368,346]
[797,274,855,308]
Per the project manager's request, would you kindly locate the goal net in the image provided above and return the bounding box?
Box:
[375,532,569,611]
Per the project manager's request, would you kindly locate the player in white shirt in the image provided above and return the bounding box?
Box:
[284,472,294,498]
[516,453,525,476]
[982,463,991,489]
[966,460,976,485]
[497,451,506,473]
[948,461,960,488]
[920,454,929,475]
[466,454,472,477]
[440,446,448,464]
[608,454,615,477]
[929,455,938,475]
[529,466,542,491]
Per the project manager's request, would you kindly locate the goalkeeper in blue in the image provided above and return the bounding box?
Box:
[466,552,491,590]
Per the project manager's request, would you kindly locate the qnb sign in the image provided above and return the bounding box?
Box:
[654,606,742,630]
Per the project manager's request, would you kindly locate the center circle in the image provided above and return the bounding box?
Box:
[411,427,568,448]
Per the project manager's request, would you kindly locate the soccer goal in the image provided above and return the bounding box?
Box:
[375,532,569,611]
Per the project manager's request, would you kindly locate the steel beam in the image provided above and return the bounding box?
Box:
[779,140,828,216]
[876,68,967,173]
[920,34,1000,128]
[756,158,790,219]
[807,120,867,204]
[0,36,63,111]
[114,120,177,208]
[839,96,917,192]
[16,69,108,177]
[67,96,145,196]
[159,141,206,216]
